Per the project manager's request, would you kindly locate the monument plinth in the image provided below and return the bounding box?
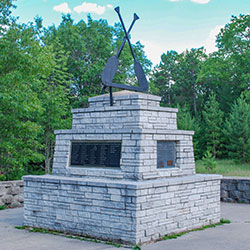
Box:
[23,91,221,245]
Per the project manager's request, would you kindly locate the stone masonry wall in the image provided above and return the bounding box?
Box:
[0,181,24,208]
[135,175,221,243]
[221,177,250,204]
[52,90,197,181]
[23,174,221,244]
[52,130,195,181]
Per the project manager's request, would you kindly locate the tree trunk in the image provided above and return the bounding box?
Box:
[192,83,197,114]
[168,89,171,106]
[193,93,197,114]
[45,131,52,174]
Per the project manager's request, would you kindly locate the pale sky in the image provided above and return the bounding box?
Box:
[13,0,250,65]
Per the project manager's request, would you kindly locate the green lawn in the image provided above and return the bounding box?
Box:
[196,159,250,177]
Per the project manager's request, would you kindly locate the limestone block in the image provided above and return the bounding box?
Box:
[1,194,14,204]
[237,182,249,191]
[0,199,4,206]
[9,201,21,208]
[7,185,20,195]
[16,193,24,203]
[0,185,6,196]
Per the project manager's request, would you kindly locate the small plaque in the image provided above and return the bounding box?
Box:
[157,141,176,168]
[70,141,121,168]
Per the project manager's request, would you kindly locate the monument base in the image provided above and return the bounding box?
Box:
[23,174,221,244]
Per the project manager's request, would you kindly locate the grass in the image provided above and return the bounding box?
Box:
[196,159,250,177]
[15,226,123,248]
[15,219,231,249]
[162,219,230,241]
[0,205,7,210]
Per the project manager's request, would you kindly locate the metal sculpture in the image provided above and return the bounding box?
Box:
[101,7,149,105]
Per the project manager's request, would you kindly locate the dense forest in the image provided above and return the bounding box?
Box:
[0,0,249,180]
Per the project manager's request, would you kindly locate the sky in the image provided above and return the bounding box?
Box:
[12,0,250,65]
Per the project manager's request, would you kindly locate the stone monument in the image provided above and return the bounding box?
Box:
[23,90,221,245]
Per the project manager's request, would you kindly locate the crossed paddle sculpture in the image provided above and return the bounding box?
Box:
[101,7,149,106]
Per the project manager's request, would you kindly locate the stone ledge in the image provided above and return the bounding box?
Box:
[71,105,178,114]
[88,90,162,102]
[222,176,250,180]
[54,128,194,135]
[23,174,221,189]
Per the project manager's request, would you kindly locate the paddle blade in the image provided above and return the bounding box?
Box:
[101,55,119,84]
[134,60,148,91]
[134,13,139,21]
[114,6,120,14]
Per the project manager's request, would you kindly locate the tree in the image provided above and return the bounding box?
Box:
[151,48,207,114]
[0,22,51,180]
[171,48,207,115]
[223,94,250,163]
[177,105,201,159]
[151,50,178,106]
[198,14,250,115]
[197,54,236,114]
[38,37,72,174]
[216,14,250,55]
[0,7,72,178]
[177,105,196,131]
[0,0,16,30]
[202,92,223,158]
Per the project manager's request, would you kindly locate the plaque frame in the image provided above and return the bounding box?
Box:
[69,140,122,169]
[157,141,177,169]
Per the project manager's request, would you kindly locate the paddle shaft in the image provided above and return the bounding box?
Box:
[117,13,139,57]
[115,8,136,60]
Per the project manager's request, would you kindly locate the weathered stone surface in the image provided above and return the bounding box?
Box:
[52,91,195,180]
[23,174,221,245]
[221,177,250,204]
[0,181,24,207]
[0,186,5,196]
[1,195,14,204]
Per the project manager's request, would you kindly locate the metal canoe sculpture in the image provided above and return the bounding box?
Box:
[101,7,149,105]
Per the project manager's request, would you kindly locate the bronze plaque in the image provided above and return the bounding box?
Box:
[157,141,176,168]
[70,141,121,168]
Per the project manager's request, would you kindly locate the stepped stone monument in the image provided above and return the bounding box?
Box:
[23,91,221,245]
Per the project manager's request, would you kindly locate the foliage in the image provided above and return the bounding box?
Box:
[177,105,196,131]
[162,219,230,241]
[0,2,249,181]
[152,48,207,115]
[38,33,72,173]
[201,151,217,172]
[0,205,7,210]
[151,50,178,106]
[177,105,201,159]
[223,95,250,163]
[0,23,49,180]
[0,3,72,178]
[133,245,141,250]
[0,0,16,29]
[171,48,207,114]
[202,92,223,158]
[198,15,250,114]
[216,14,250,55]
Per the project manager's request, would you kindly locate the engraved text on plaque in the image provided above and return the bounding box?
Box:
[70,141,121,168]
